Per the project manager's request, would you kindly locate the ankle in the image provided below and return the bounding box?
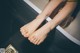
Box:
[49,20,57,30]
[36,13,48,20]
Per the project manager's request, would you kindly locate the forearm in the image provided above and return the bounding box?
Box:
[50,2,77,29]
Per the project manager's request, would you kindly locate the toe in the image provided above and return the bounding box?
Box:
[34,39,40,45]
[29,36,35,43]
[25,32,30,37]
[37,39,43,45]
[32,37,38,44]
[23,31,28,37]
[28,35,34,41]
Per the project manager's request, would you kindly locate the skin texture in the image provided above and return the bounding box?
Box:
[20,0,63,37]
[20,0,77,45]
[20,14,47,37]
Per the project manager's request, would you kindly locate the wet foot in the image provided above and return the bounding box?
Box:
[28,20,53,45]
[20,14,46,37]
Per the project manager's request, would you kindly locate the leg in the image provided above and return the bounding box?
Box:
[28,20,55,45]
[28,2,77,45]
[20,14,46,37]
[20,0,63,37]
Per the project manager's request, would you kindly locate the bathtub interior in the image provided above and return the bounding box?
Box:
[64,11,80,40]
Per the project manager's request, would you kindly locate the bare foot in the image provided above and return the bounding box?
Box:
[28,20,53,45]
[20,14,46,37]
